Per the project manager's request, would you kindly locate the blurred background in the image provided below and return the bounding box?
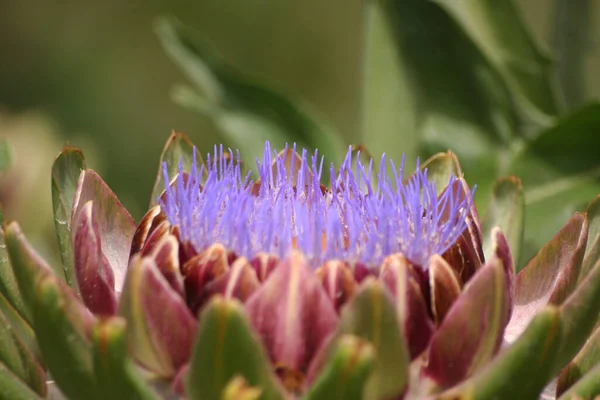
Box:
[0,0,599,266]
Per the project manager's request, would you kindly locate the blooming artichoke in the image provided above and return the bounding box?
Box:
[2,133,600,400]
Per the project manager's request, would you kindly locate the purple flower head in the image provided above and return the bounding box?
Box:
[160,143,475,269]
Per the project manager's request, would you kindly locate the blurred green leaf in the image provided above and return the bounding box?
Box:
[186,297,285,400]
[305,335,375,400]
[34,274,96,400]
[433,0,560,123]
[362,3,418,168]
[482,177,525,269]
[557,362,600,400]
[0,362,44,400]
[0,295,37,360]
[150,132,200,207]
[4,222,55,326]
[156,17,345,167]
[0,308,45,396]
[557,324,600,396]
[0,228,27,320]
[51,146,86,294]
[0,141,12,173]
[512,103,600,264]
[92,317,161,400]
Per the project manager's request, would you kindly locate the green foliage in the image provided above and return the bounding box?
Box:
[160,1,600,269]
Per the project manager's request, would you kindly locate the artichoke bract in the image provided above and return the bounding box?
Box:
[2,133,600,400]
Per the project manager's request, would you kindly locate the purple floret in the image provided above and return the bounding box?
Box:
[160,142,475,269]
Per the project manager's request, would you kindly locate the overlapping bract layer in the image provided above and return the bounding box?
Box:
[5,134,600,400]
[161,143,474,268]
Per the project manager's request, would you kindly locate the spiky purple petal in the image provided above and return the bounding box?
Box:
[160,143,474,269]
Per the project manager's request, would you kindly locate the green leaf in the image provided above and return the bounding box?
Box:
[0,309,45,396]
[482,177,525,269]
[185,297,285,400]
[318,279,409,399]
[305,335,375,400]
[0,362,44,400]
[149,132,200,207]
[433,0,559,121]
[557,325,600,396]
[0,295,37,360]
[155,17,345,166]
[0,227,27,320]
[512,103,600,264]
[557,363,600,400]
[436,306,562,399]
[92,317,161,400]
[51,145,86,294]
[4,222,55,326]
[34,274,96,400]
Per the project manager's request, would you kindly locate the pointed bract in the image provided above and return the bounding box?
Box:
[183,243,230,314]
[505,213,587,343]
[482,177,525,269]
[73,201,117,315]
[424,245,511,388]
[147,234,185,296]
[186,297,286,400]
[150,132,202,208]
[205,257,260,303]
[72,170,136,293]
[428,255,461,325]
[304,335,375,400]
[245,251,338,392]
[315,260,357,313]
[250,253,279,282]
[379,254,434,359]
[51,145,86,294]
[118,256,197,377]
[130,205,167,258]
[441,178,485,284]
[308,279,409,399]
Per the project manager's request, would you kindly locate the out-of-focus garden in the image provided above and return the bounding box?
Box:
[1,0,599,268]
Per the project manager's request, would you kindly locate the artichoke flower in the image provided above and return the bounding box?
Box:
[2,133,600,400]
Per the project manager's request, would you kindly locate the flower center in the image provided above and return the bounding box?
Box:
[160,143,473,269]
